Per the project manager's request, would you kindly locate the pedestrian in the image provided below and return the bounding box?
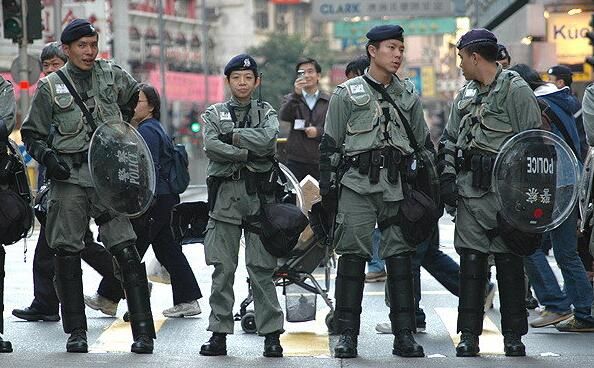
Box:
[13,41,125,324]
[0,73,17,353]
[510,64,594,332]
[496,44,511,69]
[279,57,330,181]
[199,54,284,357]
[320,24,428,358]
[438,29,542,357]
[21,19,155,354]
[127,83,202,317]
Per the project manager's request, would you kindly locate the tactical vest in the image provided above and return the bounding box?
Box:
[339,75,418,156]
[46,60,123,153]
[456,69,523,154]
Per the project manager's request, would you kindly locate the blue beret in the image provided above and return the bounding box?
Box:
[224,54,258,76]
[457,29,497,50]
[366,25,404,42]
[61,19,97,44]
[496,44,510,60]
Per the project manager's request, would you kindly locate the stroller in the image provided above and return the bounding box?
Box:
[233,201,336,334]
[170,198,336,335]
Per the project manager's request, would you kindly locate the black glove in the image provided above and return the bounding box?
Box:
[44,151,71,180]
[439,173,458,207]
[218,132,233,144]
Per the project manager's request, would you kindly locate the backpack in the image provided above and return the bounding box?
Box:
[166,142,190,194]
[144,123,191,194]
[0,189,32,245]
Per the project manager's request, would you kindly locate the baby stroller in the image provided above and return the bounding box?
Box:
[233,200,336,335]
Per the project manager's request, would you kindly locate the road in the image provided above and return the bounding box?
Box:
[1,186,592,367]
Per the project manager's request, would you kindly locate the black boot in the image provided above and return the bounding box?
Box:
[334,333,358,358]
[495,253,528,357]
[54,254,88,353]
[0,337,12,353]
[504,333,526,356]
[456,249,488,357]
[112,243,155,354]
[263,332,283,357]
[456,332,480,357]
[200,333,227,356]
[66,328,88,353]
[385,255,424,357]
[333,255,365,358]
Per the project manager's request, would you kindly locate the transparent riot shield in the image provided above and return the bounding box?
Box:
[578,147,594,233]
[88,121,156,217]
[492,129,579,233]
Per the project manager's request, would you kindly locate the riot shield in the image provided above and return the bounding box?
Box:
[88,121,156,217]
[492,129,579,233]
[578,147,594,233]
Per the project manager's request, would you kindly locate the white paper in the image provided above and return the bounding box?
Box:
[294,119,306,130]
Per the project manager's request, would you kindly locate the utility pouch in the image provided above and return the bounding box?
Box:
[480,156,493,190]
[370,150,382,184]
[471,155,482,188]
[358,151,371,176]
[244,170,258,195]
[206,176,221,211]
[386,149,401,185]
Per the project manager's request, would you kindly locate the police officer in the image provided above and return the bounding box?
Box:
[199,54,284,357]
[0,73,16,353]
[320,25,427,358]
[21,19,155,354]
[438,29,542,357]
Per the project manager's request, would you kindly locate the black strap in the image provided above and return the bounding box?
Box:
[540,99,580,161]
[362,75,420,152]
[226,102,251,128]
[0,120,7,145]
[55,70,97,132]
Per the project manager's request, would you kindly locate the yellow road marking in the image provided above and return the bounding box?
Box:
[435,307,504,355]
[280,308,330,357]
[89,315,166,353]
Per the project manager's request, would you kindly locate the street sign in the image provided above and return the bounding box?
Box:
[10,54,41,86]
[334,17,457,40]
[312,0,454,21]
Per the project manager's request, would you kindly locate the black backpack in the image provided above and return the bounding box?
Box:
[0,189,32,245]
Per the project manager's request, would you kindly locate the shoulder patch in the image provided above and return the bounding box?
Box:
[349,84,365,94]
[55,84,69,94]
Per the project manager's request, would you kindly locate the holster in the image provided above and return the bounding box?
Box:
[386,149,402,185]
[206,176,222,211]
[358,151,370,176]
[369,150,382,184]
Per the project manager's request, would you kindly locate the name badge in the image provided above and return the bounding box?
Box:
[349,84,365,94]
[219,112,231,120]
[55,84,69,94]
[464,88,477,98]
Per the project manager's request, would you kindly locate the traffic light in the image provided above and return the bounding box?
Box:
[190,121,201,133]
[27,0,43,42]
[3,0,22,42]
[2,0,43,43]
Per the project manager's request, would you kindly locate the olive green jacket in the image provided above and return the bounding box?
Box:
[443,65,542,198]
[322,72,428,202]
[202,96,279,178]
[21,60,139,186]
